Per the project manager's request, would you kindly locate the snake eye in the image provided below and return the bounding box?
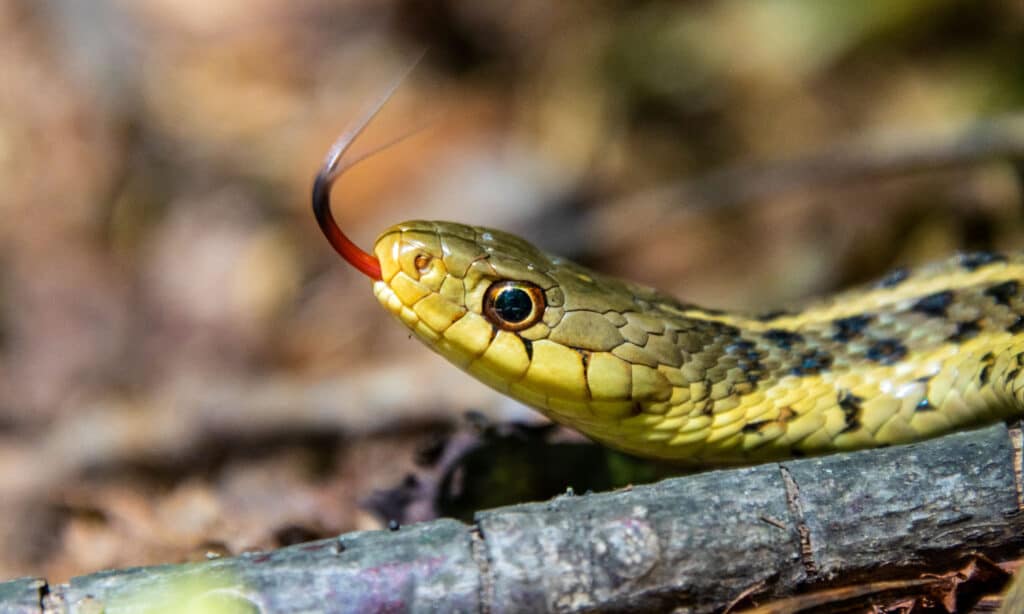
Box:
[483,281,545,331]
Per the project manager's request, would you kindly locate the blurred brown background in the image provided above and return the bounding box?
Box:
[1,0,1023,582]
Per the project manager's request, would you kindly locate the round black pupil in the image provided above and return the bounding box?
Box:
[494,288,533,323]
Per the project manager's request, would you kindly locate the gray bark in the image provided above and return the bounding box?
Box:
[3,423,1023,613]
[0,578,45,614]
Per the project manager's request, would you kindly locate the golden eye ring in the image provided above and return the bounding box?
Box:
[483,281,545,332]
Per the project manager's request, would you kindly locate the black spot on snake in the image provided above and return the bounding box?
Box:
[728,340,764,377]
[789,349,832,376]
[522,338,533,361]
[726,340,756,353]
[831,314,873,342]
[738,357,763,373]
[949,319,981,343]
[1009,315,1024,334]
[984,280,1019,306]
[979,352,995,386]
[763,329,803,350]
[837,390,863,433]
[866,338,907,364]
[915,398,935,412]
[726,340,762,362]
[911,291,953,317]
[877,267,909,288]
[741,420,770,434]
[979,365,992,386]
[960,251,1006,271]
[1007,367,1021,385]
[713,322,742,338]
[699,398,714,416]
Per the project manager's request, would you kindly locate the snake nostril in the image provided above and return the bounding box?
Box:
[414,253,432,273]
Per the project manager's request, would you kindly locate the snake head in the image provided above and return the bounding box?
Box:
[313,72,730,460]
[372,220,564,368]
[371,220,686,439]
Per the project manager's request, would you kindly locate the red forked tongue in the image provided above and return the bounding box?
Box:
[312,59,422,281]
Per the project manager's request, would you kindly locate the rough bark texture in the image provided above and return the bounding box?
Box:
[2,423,1023,613]
[0,577,45,614]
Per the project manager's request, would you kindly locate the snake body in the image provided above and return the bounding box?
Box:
[369,220,1024,464]
[312,89,1024,465]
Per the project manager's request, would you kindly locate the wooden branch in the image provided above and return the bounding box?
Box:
[0,577,44,614]
[4,423,1023,612]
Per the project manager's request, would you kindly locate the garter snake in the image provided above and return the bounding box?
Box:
[313,94,1024,465]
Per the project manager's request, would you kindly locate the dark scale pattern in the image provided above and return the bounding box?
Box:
[984,280,1019,306]
[1010,316,1024,334]
[979,365,992,386]
[725,340,765,381]
[911,291,954,317]
[837,390,863,433]
[979,352,995,386]
[949,320,982,343]
[741,420,769,434]
[832,314,872,342]
[725,340,756,354]
[762,329,803,350]
[877,268,909,288]
[789,349,833,377]
[960,251,1006,271]
[866,338,908,364]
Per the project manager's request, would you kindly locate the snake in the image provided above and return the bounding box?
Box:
[313,90,1024,465]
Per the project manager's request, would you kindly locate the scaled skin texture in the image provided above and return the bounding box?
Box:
[372,220,1024,464]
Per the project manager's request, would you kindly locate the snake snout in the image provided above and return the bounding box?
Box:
[373,229,446,285]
